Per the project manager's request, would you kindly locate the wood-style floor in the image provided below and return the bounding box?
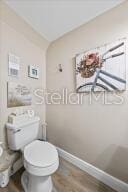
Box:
[0,158,117,192]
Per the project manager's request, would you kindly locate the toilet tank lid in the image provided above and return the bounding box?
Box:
[6,116,40,130]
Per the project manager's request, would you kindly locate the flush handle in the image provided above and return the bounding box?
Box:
[13,129,21,134]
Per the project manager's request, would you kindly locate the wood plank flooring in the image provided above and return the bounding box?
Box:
[0,158,117,192]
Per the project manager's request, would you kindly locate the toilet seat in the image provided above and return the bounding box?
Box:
[23,140,59,176]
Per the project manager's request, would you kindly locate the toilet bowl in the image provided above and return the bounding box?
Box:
[22,140,59,192]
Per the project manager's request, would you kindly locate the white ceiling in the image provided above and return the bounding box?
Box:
[6,0,124,42]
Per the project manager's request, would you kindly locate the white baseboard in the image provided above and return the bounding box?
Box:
[57,147,128,192]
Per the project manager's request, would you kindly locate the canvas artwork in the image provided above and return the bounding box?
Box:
[75,38,126,92]
[7,82,32,108]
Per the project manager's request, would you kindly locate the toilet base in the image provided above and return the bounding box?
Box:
[21,171,53,192]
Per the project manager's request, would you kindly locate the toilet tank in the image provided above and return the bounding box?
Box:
[6,116,40,150]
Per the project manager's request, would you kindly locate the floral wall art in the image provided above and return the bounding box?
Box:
[75,38,126,92]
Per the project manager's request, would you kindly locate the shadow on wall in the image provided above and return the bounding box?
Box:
[72,57,77,92]
[94,145,128,184]
[72,57,128,184]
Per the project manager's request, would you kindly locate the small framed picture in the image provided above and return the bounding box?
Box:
[28,65,39,79]
[8,53,20,78]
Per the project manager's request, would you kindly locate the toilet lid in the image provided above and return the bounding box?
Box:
[24,140,58,168]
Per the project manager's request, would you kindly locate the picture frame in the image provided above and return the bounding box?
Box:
[75,38,126,93]
[28,65,39,79]
[7,82,32,108]
[8,53,20,78]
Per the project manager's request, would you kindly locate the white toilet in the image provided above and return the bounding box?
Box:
[6,116,59,192]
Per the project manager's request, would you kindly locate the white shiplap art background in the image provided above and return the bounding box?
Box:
[76,38,126,92]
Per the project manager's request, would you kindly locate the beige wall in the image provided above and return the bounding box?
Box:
[0,2,49,144]
[47,1,128,183]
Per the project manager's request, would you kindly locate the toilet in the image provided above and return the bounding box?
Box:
[6,116,59,192]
